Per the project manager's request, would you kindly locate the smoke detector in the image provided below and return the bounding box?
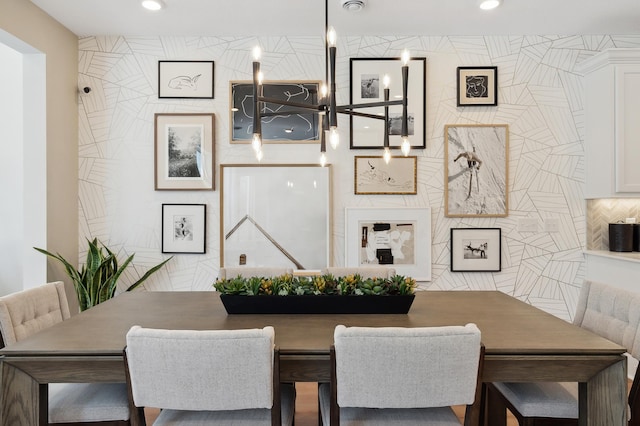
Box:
[340,0,366,12]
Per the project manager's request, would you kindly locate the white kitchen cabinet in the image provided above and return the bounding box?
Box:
[579,49,640,198]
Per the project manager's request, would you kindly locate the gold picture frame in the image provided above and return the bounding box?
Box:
[444,124,508,217]
[354,156,417,195]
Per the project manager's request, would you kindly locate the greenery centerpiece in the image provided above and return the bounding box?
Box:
[35,238,172,311]
[214,273,416,314]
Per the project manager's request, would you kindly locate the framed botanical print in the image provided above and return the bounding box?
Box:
[444,124,508,217]
[349,57,426,150]
[456,66,498,106]
[154,113,215,190]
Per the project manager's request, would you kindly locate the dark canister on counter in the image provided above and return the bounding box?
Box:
[609,223,634,252]
[634,224,640,252]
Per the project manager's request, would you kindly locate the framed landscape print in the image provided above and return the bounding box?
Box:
[154,113,215,190]
[158,61,214,99]
[220,164,332,269]
[349,57,426,150]
[345,207,431,280]
[229,81,321,144]
[162,204,206,254]
[444,124,508,217]
[456,66,498,106]
[450,228,501,272]
[354,156,417,195]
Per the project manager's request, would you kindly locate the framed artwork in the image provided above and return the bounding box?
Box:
[345,207,431,280]
[154,113,215,191]
[444,124,508,217]
[229,81,321,144]
[450,228,501,272]
[349,57,426,150]
[220,164,332,269]
[456,66,498,106]
[158,61,214,99]
[354,156,417,195]
[162,204,206,254]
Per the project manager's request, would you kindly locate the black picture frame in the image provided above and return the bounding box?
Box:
[456,66,498,106]
[229,81,321,144]
[158,60,214,99]
[349,57,427,150]
[162,204,206,254]
[450,228,501,272]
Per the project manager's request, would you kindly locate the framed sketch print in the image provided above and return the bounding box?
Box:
[154,113,215,190]
[450,228,501,272]
[354,156,417,195]
[158,61,214,99]
[162,204,206,254]
[456,66,498,106]
[345,207,431,280]
[350,57,426,150]
[444,124,508,217]
[229,81,321,144]
[220,164,332,270]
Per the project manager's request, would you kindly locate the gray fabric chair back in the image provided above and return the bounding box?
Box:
[0,281,71,346]
[219,267,294,280]
[333,323,482,409]
[573,280,640,359]
[125,325,275,411]
[322,266,396,279]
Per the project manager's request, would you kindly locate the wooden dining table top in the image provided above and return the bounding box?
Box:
[0,290,624,358]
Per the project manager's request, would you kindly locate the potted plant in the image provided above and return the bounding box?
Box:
[214,273,416,314]
[35,238,172,311]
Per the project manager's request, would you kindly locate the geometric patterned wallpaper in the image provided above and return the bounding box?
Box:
[78,34,640,322]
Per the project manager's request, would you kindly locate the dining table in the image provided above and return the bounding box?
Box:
[0,290,628,426]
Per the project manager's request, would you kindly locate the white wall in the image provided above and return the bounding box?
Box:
[0,33,47,295]
[78,34,640,321]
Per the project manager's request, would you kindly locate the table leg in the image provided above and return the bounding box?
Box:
[583,357,627,426]
[1,361,45,426]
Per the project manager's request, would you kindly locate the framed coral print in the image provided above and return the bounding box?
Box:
[444,124,508,217]
[450,228,501,272]
[354,156,417,195]
[220,164,332,270]
[345,207,431,280]
[456,66,498,106]
[162,204,206,254]
[229,81,321,144]
[154,113,215,191]
[349,57,426,150]
[158,61,214,99]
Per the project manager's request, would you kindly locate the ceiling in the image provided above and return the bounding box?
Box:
[30,0,640,38]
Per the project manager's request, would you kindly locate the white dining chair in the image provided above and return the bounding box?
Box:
[124,325,296,425]
[0,281,130,425]
[319,323,484,425]
[487,280,640,426]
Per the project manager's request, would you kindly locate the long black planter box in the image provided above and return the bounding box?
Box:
[219,294,415,314]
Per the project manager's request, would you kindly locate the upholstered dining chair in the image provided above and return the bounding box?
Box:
[318,323,485,425]
[321,266,396,279]
[219,266,294,279]
[487,280,640,426]
[124,325,296,425]
[0,281,130,425]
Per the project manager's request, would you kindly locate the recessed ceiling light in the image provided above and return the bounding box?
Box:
[142,0,165,11]
[478,0,501,10]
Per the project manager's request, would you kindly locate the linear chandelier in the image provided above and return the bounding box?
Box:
[249,0,411,165]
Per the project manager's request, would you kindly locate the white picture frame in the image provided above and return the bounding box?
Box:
[345,207,431,280]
